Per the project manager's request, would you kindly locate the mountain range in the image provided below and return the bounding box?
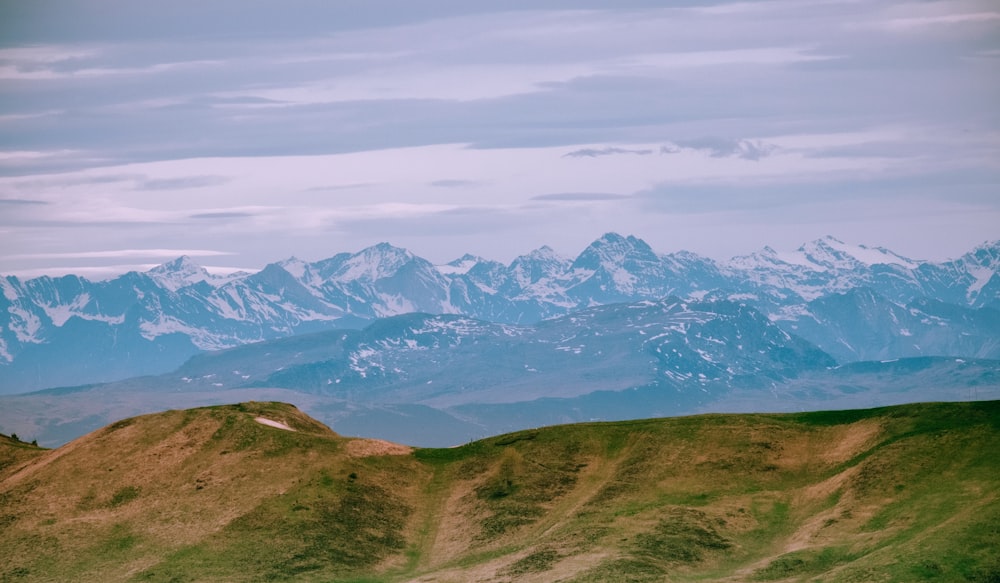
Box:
[3,233,999,393]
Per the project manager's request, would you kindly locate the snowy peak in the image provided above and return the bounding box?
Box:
[276,256,323,287]
[147,256,213,291]
[437,254,484,276]
[571,232,657,272]
[797,236,917,270]
[509,245,571,287]
[731,237,919,275]
[511,245,568,266]
[952,240,1000,306]
[963,240,1000,270]
[331,242,416,282]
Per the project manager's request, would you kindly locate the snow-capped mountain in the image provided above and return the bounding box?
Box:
[1,234,998,392]
[727,236,1000,308]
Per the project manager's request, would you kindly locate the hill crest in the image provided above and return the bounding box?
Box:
[2,400,998,582]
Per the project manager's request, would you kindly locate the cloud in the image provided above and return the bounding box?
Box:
[663,138,779,161]
[562,147,654,158]
[880,11,1000,31]
[302,183,378,192]
[2,1,998,274]
[3,249,236,261]
[188,211,255,220]
[137,175,230,190]
[532,192,630,201]
[0,198,48,206]
[429,179,483,188]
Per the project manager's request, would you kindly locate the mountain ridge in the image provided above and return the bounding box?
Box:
[2,234,998,392]
[3,296,997,449]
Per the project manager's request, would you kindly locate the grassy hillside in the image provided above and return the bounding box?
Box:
[0,433,45,482]
[1,401,998,582]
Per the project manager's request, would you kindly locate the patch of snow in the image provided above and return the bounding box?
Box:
[40,293,125,327]
[899,328,912,337]
[436,255,481,275]
[255,417,295,431]
[1,278,19,301]
[824,239,918,268]
[334,245,413,282]
[148,256,216,291]
[138,316,234,350]
[967,266,994,299]
[610,267,637,289]
[8,306,43,343]
[774,250,823,269]
[770,303,813,321]
[278,257,308,279]
[374,293,417,316]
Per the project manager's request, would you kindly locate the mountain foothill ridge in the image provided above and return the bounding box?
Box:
[1,232,999,392]
[2,400,999,582]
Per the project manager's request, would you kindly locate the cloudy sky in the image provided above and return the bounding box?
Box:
[1,0,998,278]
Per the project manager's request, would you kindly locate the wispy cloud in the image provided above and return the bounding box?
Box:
[563,147,654,158]
[429,179,483,188]
[188,211,255,220]
[302,183,379,192]
[663,138,779,161]
[881,11,1000,31]
[532,192,630,201]
[3,249,235,261]
[1,1,997,270]
[137,175,229,190]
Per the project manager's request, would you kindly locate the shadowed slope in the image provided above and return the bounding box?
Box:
[1,401,998,582]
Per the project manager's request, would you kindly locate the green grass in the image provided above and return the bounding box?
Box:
[752,546,858,580]
[1,400,998,582]
[107,486,141,508]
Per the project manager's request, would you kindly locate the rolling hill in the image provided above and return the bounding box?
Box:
[2,400,998,582]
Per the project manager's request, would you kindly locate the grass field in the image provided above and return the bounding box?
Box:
[2,400,998,582]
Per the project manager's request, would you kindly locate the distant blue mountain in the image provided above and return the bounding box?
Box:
[2,234,998,392]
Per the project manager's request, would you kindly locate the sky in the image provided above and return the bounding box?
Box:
[1,0,999,279]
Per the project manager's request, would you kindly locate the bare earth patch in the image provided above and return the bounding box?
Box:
[255,417,295,431]
[345,438,413,457]
[820,420,883,464]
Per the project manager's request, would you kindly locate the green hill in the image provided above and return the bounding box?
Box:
[1,401,998,582]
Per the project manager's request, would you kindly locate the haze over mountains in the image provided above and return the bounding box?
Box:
[2,233,998,393]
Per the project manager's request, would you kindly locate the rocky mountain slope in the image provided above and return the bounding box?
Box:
[2,400,998,582]
[2,234,998,392]
[2,298,997,448]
